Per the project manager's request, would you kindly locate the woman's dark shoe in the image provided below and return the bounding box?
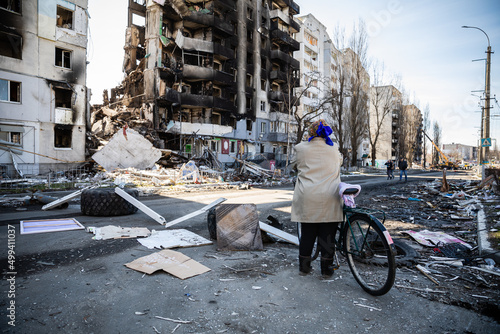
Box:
[299,255,312,275]
[321,257,335,278]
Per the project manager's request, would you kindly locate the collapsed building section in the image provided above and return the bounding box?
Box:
[90,0,300,170]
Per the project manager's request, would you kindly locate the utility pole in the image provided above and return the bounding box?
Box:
[462,26,493,167]
[484,44,492,164]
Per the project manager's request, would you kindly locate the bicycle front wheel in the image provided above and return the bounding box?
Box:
[343,214,396,296]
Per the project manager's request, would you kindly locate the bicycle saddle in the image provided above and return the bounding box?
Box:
[338,182,361,197]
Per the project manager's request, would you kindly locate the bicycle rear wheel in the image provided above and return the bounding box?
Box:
[343,214,395,296]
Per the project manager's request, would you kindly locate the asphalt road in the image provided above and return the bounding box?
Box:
[1,170,498,333]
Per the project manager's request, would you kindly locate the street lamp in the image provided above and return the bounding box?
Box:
[462,25,493,166]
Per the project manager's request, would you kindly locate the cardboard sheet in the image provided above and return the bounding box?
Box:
[138,229,212,249]
[125,249,210,279]
[20,218,84,234]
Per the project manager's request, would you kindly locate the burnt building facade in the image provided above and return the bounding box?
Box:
[0,0,89,177]
[110,0,300,167]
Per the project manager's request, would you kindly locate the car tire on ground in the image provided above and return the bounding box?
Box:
[207,207,217,240]
[393,238,420,266]
[81,188,139,216]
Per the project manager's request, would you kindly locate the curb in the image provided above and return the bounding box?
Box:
[477,204,500,264]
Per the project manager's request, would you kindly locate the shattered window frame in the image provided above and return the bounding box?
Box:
[55,47,72,69]
[211,112,221,125]
[0,79,21,103]
[54,125,72,149]
[53,87,73,108]
[0,31,22,59]
[0,130,22,146]
[56,6,74,30]
[0,0,21,14]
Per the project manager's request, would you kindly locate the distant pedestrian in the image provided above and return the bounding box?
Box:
[385,159,394,180]
[398,158,408,182]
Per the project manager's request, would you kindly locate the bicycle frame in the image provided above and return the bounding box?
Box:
[341,206,394,256]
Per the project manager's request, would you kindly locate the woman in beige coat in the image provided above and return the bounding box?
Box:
[291,119,343,277]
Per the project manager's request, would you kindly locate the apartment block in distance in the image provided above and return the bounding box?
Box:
[0,0,89,177]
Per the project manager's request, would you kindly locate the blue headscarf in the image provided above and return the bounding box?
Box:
[308,121,334,146]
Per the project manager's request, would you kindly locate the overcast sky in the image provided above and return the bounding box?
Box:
[86,0,500,147]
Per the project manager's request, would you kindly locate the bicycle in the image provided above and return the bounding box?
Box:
[298,186,396,296]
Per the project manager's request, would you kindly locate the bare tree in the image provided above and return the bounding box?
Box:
[324,21,370,167]
[432,121,442,165]
[368,61,401,166]
[279,69,328,168]
[404,104,422,165]
[422,104,431,168]
[346,21,370,167]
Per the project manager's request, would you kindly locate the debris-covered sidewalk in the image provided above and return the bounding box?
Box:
[355,172,500,318]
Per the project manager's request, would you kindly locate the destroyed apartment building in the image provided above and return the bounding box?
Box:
[90,0,301,170]
[0,0,90,177]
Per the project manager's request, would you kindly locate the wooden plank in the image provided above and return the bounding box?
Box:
[115,187,167,225]
[259,221,299,245]
[164,197,227,228]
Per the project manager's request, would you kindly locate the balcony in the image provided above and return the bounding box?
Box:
[270,70,287,83]
[179,93,235,112]
[181,64,233,86]
[55,108,73,124]
[158,87,181,106]
[184,12,234,36]
[270,28,300,51]
[175,35,233,59]
[268,90,298,105]
[269,9,300,33]
[213,97,236,112]
[214,43,234,60]
[181,93,213,109]
[273,0,300,15]
[270,50,300,69]
[215,0,236,11]
[265,132,289,143]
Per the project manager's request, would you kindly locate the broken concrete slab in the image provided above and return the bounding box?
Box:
[125,249,210,279]
[87,225,151,240]
[92,127,162,171]
[137,229,212,249]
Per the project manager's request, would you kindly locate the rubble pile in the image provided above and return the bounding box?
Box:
[87,105,160,157]
[356,176,500,317]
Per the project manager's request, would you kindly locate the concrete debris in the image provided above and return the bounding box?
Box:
[137,229,212,249]
[87,225,151,240]
[92,127,162,171]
